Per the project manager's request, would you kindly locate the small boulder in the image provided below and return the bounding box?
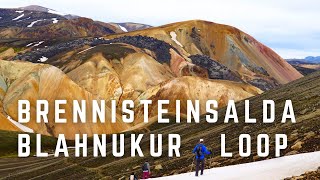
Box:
[292,176,304,180]
[290,133,299,139]
[285,150,298,156]
[234,154,241,158]
[118,176,126,180]
[291,141,303,151]
[299,108,308,115]
[132,165,140,170]
[292,129,299,134]
[211,156,223,161]
[155,164,163,170]
[304,131,315,140]
[210,161,220,167]
[243,126,250,132]
[253,155,260,161]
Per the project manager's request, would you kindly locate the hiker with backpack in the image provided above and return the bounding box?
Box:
[192,139,212,176]
[142,161,151,179]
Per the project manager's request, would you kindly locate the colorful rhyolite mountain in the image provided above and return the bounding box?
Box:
[0,7,303,139]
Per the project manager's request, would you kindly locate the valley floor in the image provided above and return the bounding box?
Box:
[153,151,320,180]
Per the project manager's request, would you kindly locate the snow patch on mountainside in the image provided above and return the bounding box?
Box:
[15,10,24,13]
[170,31,183,47]
[12,14,24,20]
[77,46,95,54]
[118,25,128,32]
[154,151,320,180]
[7,116,34,133]
[27,19,42,27]
[33,41,44,47]
[38,56,48,62]
[48,9,66,16]
[52,18,58,23]
[26,43,34,47]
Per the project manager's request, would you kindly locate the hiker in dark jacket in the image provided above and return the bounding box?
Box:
[142,161,151,179]
[192,139,212,176]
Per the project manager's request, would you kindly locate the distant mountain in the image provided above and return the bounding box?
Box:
[18,6,153,32]
[0,7,123,39]
[0,6,154,39]
[19,5,79,19]
[110,22,152,32]
[286,56,320,64]
[305,56,320,63]
[19,5,51,12]
[286,56,320,75]
[0,8,67,28]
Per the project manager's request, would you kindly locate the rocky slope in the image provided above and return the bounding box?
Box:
[290,64,318,75]
[0,69,318,179]
[8,29,302,91]
[0,43,261,139]
[91,70,319,179]
[0,60,131,139]
[0,72,20,132]
[107,20,302,90]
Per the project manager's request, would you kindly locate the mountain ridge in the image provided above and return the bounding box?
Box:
[18,5,79,19]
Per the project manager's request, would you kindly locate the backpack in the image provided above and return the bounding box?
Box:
[142,162,149,171]
[196,145,203,158]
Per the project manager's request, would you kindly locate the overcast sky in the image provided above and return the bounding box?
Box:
[2,0,320,58]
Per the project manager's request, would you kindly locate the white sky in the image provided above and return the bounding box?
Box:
[2,0,320,58]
